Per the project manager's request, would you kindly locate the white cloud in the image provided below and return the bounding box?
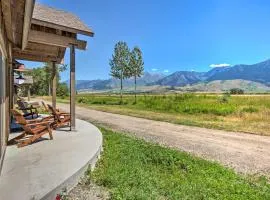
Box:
[151,68,158,72]
[163,69,169,73]
[210,63,231,68]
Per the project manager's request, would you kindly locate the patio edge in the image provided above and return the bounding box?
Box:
[41,123,103,200]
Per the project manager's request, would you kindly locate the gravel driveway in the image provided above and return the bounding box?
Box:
[53,102,270,177]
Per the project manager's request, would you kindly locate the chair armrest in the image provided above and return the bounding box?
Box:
[59,113,70,116]
[27,119,42,123]
[26,121,50,127]
[56,111,70,115]
[42,115,55,120]
[18,107,32,111]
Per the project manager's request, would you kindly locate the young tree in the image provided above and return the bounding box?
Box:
[129,47,144,103]
[109,41,130,103]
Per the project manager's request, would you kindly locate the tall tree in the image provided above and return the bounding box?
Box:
[30,62,68,97]
[109,41,130,103]
[129,47,144,103]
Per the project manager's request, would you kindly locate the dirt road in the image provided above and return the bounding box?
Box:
[54,102,270,176]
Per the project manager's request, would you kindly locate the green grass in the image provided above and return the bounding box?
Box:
[90,128,270,199]
[74,93,270,116]
[52,93,270,135]
[77,94,238,116]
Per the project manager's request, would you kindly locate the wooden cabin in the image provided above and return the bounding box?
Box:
[0,1,94,172]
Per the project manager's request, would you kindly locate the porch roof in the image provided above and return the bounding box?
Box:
[33,3,94,37]
[2,0,94,63]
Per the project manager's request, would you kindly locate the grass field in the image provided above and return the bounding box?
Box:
[53,93,270,135]
[86,128,270,199]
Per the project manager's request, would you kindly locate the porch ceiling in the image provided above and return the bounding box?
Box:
[13,42,66,63]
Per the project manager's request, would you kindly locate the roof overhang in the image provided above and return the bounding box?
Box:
[0,1,94,63]
[32,18,94,37]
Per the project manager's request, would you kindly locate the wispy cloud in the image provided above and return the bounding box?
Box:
[163,69,169,73]
[151,68,158,72]
[210,63,231,68]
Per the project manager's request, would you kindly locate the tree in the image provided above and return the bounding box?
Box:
[109,41,130,103]
[230,88,244,95]
[129,47,144,103]
[30,62,69,97]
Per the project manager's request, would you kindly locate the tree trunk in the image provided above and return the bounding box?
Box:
[134,75,137,104]
[48,81,51,96]
[120,70,123,104]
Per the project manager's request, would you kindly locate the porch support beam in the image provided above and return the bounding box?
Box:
[22,0,35,49]
[52,61,57,110]
[70,44,76,130]
[29,30,87,50]
[13,51,61,63]
[1,0,13,42]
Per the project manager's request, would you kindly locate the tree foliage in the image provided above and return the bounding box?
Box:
[129,47,144,103]
[109,42,145,103]
[230,88,244,94]
[109,41,130,102]
[30,62,69,97]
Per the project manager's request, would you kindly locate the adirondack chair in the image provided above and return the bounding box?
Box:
[47,104,71,129]
[41,101,49,112]
[9,109,53,148]
[17,99,39,119]
[42,101,61,112]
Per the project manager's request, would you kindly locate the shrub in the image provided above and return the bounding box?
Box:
[57,83,69,98]
[218,94,230,104]
[230,88,244,95]
[241,107,258,113]
[78,97,87,104]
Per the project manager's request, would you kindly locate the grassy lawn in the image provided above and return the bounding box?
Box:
[88,128,270,199]
[51,93,270,135]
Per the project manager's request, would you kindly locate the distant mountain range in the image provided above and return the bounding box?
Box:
[64,72,165,91]
[154,59,270,87]
[152,71,206,87]
[64,59,270,92]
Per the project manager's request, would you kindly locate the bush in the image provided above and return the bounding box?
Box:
[241,107,258,113]
[218,93,230,104]
[78,97,87,104]
[230,88,244,95]
[57,83,69,98]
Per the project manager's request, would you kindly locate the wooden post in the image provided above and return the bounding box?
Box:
[52,61,57,110]
[70,44,76,130]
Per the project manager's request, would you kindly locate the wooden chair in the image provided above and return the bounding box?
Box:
[17,99,39,119]
[42,101,61,112]
[47,104,71,129]
[41,101,49,112]
[9,109,53,148]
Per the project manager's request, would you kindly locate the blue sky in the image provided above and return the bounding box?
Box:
[22,0,270,81]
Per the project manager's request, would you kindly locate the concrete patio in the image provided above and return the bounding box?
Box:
[0,119,102,200]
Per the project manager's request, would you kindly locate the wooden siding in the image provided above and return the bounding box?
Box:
[0,3,10,173]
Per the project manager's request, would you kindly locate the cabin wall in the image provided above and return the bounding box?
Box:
[0,2,11,174]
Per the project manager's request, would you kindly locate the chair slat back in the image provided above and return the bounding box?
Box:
[11,109,28,125]
[17,100,27,109]
[42,101,49,112]
[47,104,60,121]
[17,100,30,114]
[11,109,35,134]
